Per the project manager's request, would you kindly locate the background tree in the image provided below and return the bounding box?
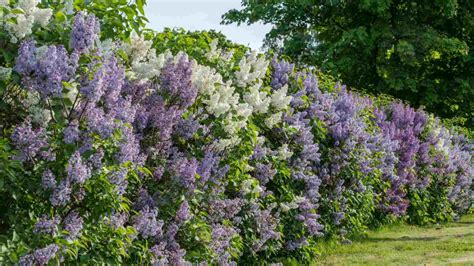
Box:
[222,0,474,127]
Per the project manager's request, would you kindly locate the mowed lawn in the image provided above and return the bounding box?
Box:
[317,214,474,265]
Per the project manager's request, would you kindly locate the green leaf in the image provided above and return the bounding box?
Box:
[10,8,25,15]
[117,49,129,61]
[62,81,74,89]
[55,11,67,23]
[136,0,145,15]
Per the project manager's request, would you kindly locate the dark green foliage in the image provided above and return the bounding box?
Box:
[222,0,474,127]
[0,138,23,235]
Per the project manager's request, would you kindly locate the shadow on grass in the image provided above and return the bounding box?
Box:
[456,221,474,225]
[361,233,474,243]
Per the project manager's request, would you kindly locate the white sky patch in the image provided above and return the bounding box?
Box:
[145,0,272,50]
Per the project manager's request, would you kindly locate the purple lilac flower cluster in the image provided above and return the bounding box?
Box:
[19,244,59,266]
[11,119,52,162]
[133,206,164,238]
[445,132,473,212]
[374,103,428,215]
[33,215,60,235]
[70,11,100,53]
[63,210,84,240]
[15,40,79,98]
[270,58,294,90]
[160,55,197,108]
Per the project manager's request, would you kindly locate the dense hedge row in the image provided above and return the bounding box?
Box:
[0,1,472,265]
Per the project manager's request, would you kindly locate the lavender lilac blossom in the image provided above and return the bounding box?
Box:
[133,206,164,238]
[374,103,428,215]
[66,151,91,184]
[20,244,60,266]
[11,119,49,162]
[34,215,60,235]
[50,180,72,206]
[63,210,84,240]
[63,121,80,144]
[160,55,197,108]
[41,169,56,189]
[176,200,190,223]
[270,58,294,90]
[210,224,238,263]
[70,12,100,53]
[108,168,129,196]
[33,244,60,265]
[15,40,78,99]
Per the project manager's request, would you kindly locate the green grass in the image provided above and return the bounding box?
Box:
[316,214,474,265]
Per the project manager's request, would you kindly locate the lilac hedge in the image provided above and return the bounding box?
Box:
[0,2,472,265]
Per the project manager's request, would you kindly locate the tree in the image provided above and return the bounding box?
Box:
[222,0,474,127]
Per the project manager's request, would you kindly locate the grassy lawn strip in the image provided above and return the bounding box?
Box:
[317,214,474,265]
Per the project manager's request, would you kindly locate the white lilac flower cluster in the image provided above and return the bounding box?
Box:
[206,39,235,63]
[280,196,306,212]
[192,40,294,151]
[1,0,52,43]
[235,51,269,88]
[236,51,293,130]
[12,89,52,127]
[244,81,271,114]
[192,63,250,151]
[122,32,171,81]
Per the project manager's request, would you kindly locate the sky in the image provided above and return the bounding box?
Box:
[144,0,272,50]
